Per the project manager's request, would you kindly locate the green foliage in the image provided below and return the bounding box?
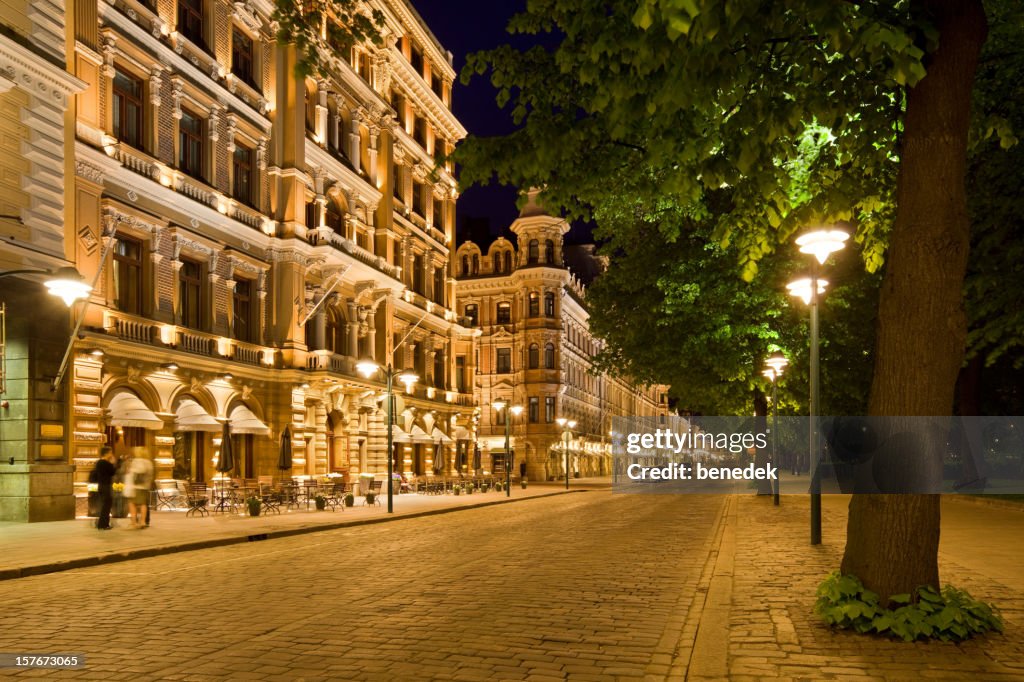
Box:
[246,496,261,517]
[271,0,384,79]
[815,571,1003,642]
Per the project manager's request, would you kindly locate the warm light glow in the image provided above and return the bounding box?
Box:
[556,417,567,427]
[356,358,379,378]
[796,228,849,264]
[493,400,507,411]
[762,369,777,381]
[510,405,524,417]
[568,420,577,429]
[786,277,828,305]
[44,267,91,306]
[160,173,173,187]
[765,352,788,375]
[396,368,418,389]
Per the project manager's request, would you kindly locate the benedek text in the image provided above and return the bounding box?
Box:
[626,462,778,481]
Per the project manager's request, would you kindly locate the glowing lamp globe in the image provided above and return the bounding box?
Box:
[44,267,91,306]
[786,277,828,305]
[355,358,379,379]
[795,228,849,264]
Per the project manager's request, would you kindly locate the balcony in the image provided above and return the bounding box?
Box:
[308,229,402,280]
[103,310,274,366]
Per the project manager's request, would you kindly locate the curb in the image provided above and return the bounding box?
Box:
[944,494,1024,512]
[0,490,585,582]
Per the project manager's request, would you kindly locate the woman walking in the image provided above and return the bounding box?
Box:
[123,447,154,529]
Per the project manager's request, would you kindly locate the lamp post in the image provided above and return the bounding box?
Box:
[356,358,418,514]
[556,417,577,489]
[493,400,523,497]
[763,352,788,506]
[787,227,848,545]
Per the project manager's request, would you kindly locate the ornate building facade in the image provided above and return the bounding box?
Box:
[455,192,668,482]
[2,0,478,521]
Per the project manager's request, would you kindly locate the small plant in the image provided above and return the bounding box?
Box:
[314,494,327,511]
[467,483,475,495]
[815,571,1003,642]
[521,479,528,489]
[365,491,376,505]
[246,497,261,517]
[453,486,461,496]
[480,484,489,493]
[344,493,355,507]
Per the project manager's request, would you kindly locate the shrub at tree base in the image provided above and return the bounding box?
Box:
[815,572,1002,642]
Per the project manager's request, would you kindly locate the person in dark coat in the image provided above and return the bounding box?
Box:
[94,446,118,530]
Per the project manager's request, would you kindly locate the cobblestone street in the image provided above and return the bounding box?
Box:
[0,491,726,680]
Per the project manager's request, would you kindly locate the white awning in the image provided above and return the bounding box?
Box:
[409,425,433,444]
[431,427,453,444]
[453,427,472,440]
[390,426,411,443]
[107,391,164,430]
[228,404,270,435]
[174,398,221,433]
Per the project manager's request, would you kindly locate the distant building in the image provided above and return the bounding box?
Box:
[455,191,669,481]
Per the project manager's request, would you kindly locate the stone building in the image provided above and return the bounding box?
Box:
[455,192,668,481]
[1,0,478,522]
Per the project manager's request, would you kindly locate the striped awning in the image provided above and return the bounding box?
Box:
[228,404,270,435]
[107,391,163,430]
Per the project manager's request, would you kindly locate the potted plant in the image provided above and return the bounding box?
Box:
[453,485,461,496]
[480,483,489,493]
[365,491,376,505]
[467,483,475,495]
[344,493,355,507]
[246,496,261,517]
[521,478,528,489]
[314,494,327,511]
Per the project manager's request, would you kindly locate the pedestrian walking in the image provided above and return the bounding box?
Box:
[92,447,117,530]
[123,447,154,529]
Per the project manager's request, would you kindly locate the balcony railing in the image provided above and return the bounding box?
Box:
[177,328,217,356]
[104,310,159,345]
[310,230,402,280]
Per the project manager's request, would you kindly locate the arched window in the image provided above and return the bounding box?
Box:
[528,343,539,369]
[528,239,539,264]
[545,239,556,265]
[544,343,555,369]
[325,204,344,236]
[493,252,502,273]
[544,292,555,317]
[464,304,478,326]
[326,312,345,354]
[461,256,469,276]
[504,250,512,273]
[471,254,479,275]
[496,302,511,324]
[528,292,539,317]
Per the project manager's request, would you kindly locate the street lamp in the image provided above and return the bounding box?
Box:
[763,351,788,506]
[493,400,523,497]
[787,226,848,545]
[356,358,418,514]
[0,266,92,306]
[556,417,577,490]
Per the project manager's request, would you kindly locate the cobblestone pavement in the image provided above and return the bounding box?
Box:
[725,494,1024,681]
[0,491,727,681]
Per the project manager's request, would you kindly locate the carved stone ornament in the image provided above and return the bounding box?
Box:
[76,160,104,184]
[150,67,163,106]
[232,1,263,33]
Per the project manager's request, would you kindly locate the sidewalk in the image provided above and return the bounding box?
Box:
[0,483,581,581]
[685,493,1024,680]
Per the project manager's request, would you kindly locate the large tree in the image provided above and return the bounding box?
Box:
[457,0,997,600]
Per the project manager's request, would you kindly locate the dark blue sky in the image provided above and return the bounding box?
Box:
[410,0,534,245]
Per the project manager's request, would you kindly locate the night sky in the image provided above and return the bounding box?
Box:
[411,0,568,247]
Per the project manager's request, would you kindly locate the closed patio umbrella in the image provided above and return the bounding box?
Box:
[472,444,481,473]
[217,421,234,474]
[277,425,293,472]
[432,441,444,474]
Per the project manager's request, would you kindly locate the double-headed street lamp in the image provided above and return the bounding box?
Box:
[555,417,577,490]
[762,352,789,507]
[493,400,523,497]
[356,358,418,514]
[786,227,849,545]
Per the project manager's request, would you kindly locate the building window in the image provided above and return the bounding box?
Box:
[432,197,444,228]
[393,163,403,202]
[433,267,445,306]
[505,251,512,273]
[413,116,427,148]
[493,252,503,274]
[113,235,142,314]
[496,347,511,374]
[456,355,466,392]
[179,259,204,330]
[409,42,424,75]
[461,256,469,276]
[545,343,555,369]
[545,397,555,423]
[546,239,556,265]
[232,143,254,207]
[112,70,143,149]
[305,201,318,229]
[431,72,444,99]
[464,304,478,326]
[231,27,255,88]
[233,278,253,342]
[529,397,539,423]
[471,254,479,275]
[528,239,539,264]
[413,254,424,295]
[528,292,539,317]
[528,343,539,369]
[177,0,206,50]
[496,302,511,324]
[545,292,555,317]
[178,109,204,180]
[433,351,445,388]
[325,203,344,236]
[412,181,425,216]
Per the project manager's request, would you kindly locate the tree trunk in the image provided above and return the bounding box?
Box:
[840,0,987,603]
